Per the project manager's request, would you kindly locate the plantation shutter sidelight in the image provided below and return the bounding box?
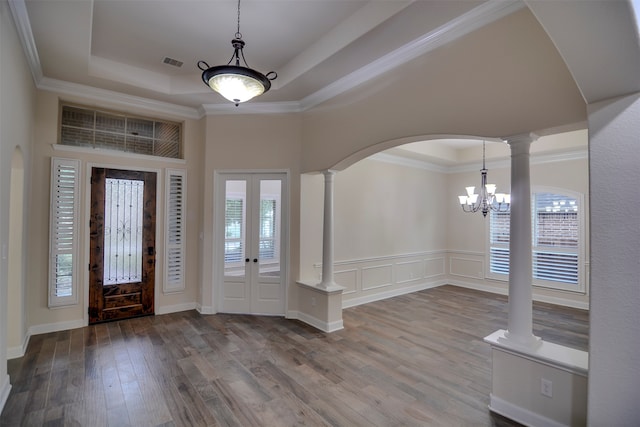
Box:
[165,169,186,292]
[49,158,80,307]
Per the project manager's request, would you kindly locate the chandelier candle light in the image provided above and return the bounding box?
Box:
[198,0,277,106]
[458,141,510,217]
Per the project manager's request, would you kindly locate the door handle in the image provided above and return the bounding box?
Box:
[253,258,258,263]
[245,258,250,263]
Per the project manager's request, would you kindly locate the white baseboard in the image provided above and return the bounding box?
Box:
[489,394,568,427]
[449,280,589,310]
[0,374,11,415]
[156,302,197,315]
[342,280,445,309]
[28,318,85,337]
[7,332,30,360]
[287,311,344,333]
[196,304,216,315]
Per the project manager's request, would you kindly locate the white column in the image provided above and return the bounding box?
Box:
[319,170,336,289]
[502,133,539,348]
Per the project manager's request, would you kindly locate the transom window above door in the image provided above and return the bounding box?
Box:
[59,103,182,159]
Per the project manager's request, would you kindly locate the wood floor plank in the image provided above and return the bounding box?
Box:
[1,286,588,426]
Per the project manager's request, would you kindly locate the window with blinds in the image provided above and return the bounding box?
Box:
[488,190,584,292]
[225,198,245,265]
[259,199,277,260]
[49,158,80,307]
[60,104,182,159]
[165,169,186,293]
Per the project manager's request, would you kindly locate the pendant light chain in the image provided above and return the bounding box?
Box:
[236,0,242,39]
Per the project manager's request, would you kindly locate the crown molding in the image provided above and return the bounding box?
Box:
[369,152,449,173]
[447,148,588,173]
[201,101,302,115]
[371,148,587,174]
[38,77,202,120]
[8,0,43,84]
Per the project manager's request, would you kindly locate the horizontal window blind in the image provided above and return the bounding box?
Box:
[259,199,277,259]
[49,158,80,307]
[225,198,244,263]
[488,191,582,289]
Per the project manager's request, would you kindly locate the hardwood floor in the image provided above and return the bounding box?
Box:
[1,285,588,426]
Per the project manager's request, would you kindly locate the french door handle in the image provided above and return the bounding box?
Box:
[245,258,250,263]
[253,258,258,263]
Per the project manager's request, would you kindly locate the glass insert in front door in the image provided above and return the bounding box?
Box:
[103,178,144,285]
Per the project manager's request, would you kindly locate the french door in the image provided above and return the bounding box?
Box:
[218,173,287,315]
[89,168,156,323]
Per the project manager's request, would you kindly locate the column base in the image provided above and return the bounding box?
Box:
[499,329,542,352]
[485,329,588,427]
[294,281,345,332]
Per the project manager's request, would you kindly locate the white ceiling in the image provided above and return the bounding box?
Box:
[9,0,640,158]
[14,0,525,114]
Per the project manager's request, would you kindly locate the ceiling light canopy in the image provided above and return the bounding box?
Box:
[198,0,276,106]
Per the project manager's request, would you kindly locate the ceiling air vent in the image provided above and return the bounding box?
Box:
[163,57,184,68]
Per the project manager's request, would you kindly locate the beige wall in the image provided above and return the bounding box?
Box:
[301,158,447,272]
[26,91,204,330]
[1,0,37,396]
[200,114,302,314]
[300,8,585,173]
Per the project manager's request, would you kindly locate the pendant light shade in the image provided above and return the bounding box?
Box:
[198,1,276,106]
[200,63,273,104]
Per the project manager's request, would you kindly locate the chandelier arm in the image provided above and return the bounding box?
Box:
[239,47,250,69]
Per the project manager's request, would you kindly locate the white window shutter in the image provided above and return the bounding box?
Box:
[164,169,186,293]
[49,158,80,307]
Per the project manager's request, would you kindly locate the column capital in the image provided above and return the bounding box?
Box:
[323,169,336,177]
[502,132,539,147]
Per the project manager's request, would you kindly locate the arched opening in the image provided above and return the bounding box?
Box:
[7,146,26,357]
[300,129,589,310]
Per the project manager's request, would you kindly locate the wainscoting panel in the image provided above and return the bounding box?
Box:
[362,264,393,291]
[314,251,447,309]
[396,260,425,284]
[425,257,446,278]
[450,256,484,280]
[335,268,358,295]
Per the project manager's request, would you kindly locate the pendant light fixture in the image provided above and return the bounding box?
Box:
[458,141,510,217]
[198,0,277,106]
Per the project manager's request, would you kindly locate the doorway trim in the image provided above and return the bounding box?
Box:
[83,162,162,325]
[212,169,290,315]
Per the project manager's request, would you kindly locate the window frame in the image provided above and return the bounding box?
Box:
[486,186,586,293]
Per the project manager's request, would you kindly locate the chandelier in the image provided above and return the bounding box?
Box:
[197,0,277,106]
[458,141,510,217]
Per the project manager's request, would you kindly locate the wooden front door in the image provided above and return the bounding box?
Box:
[89,168,156,324]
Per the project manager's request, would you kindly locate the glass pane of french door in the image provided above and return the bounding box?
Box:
[224,180,247,277]
[258,179,281,278]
